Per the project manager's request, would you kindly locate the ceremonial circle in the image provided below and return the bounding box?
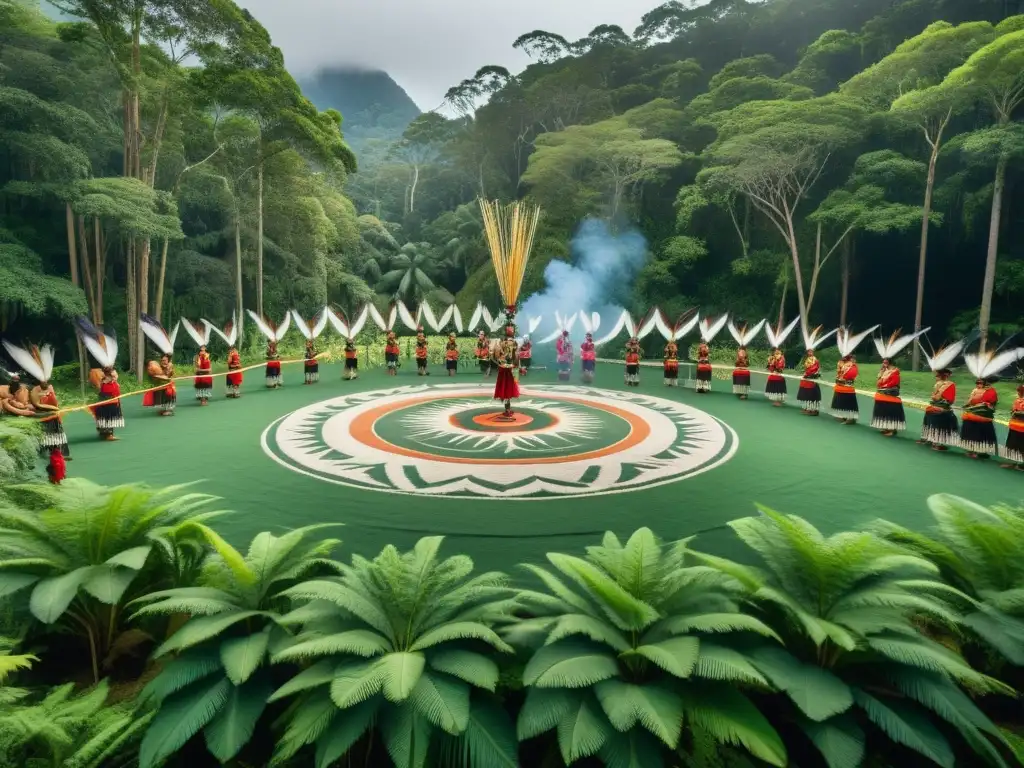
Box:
[262,383,739,499]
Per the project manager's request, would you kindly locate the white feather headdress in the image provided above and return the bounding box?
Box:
[539,310,578,343]
[368,304,398,332]
[327,305,371,339]
[765,317,800,349]
[699,315,729,343]
[873,328,930,360]
[963,346,1024,380]
[580,312,601,336]
[139,314,180,356]
[180,318,213,347]
[432,304,465,334]
[210,315,239,347]
[835,325,879,357]
[917,339,965,373]
[801,325,837,351]
[245,311,291,343]
[1,340,56,383]
[75,316,118,368]
[292,308,330,340]
[728,320,766,347]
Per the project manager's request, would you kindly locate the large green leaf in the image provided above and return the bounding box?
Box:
[273,628,392,662]
[139,675,233,768]
[428,649,499,691]
[105,545,152,570]
[797,713,865,768]
[556,693,612,764]
[517,687,580,741]
[29,566,95,623]
[409,670,470,734]
[547,553,660,631]
[381,651,427,703]
[522,640,618,688]
[282,579,393,639]
[314,697,378,768]
[220,627,271,685]
[204,672,275,762]
[693,642,769,686]
[629,636,699,678]
[545,614,631,651]
[269,660,336,702]
[331,659,386,708]
[141,647,222,704]
[679,684,787,767]
[410,621,513,653]
[594,679,683,747]
[854,689,954,768]
[81,565,137,605]
[271,688,337,765]
[599,728,665,768]
[0,572,39,599]
[458,696,519,768]
[749,645,853,721]
[154,610,266,657]
[381,705,431,768]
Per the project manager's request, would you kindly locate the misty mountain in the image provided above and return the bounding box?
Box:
[298,67,421,154]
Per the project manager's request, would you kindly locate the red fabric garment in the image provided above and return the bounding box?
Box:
[878,368,900,390]
[803,359,820,377]
[556,338,573,363]
[445,345,459,360]
[493,367,520,400]
[415,343,428,359]
[47,450,66,484]
[518,344,532,359]
[625,352,640,364]
[837,361,857,384]
[925,382,956,413]
[386,343,400,355]
[580,342,596,361]
[266,360,281,373]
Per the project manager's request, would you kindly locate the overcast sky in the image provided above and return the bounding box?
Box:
[239,0,655,110]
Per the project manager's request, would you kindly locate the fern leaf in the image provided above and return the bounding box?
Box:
[313,697,377,768]
[220,627,270,685]
[522,640,618,689]
[138,675,233,768]
[409,670,470,734]
[428,649,500,692]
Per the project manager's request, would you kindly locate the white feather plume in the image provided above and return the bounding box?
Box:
[398,301,418,331]
[699,315,729,343]
[326,308,349,337]
[918,339,965,372]
[180,318,211,346]
[467,303,483,332]
[673,314,701,342]
[964,347,1024,379]
[420,302,439,332]
[140,315,175,356]
[528,316,542,335]
[1,340,53,382]
[801,325,838,351]
[348,305,370,338]
[453,306,463,333]
[765,317,800,348]
[728,320,765,346]
[835,325,879,357]
[874,327,930,359]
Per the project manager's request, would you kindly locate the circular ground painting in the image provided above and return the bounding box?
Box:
[262,383,738,499]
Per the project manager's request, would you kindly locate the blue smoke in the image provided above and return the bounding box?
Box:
[520,219,649,339]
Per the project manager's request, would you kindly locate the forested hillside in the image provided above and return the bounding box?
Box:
[2,0,1024,379]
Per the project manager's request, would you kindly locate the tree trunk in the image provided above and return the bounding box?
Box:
[806,222,823,320]
[95,218,104,323]
[784,209,810,340]
[126,240,137,378]
[840,237,851,327]
[235,218,244,330]
[978,153,1007,353]
[257,159,264,317]
[777,264,789,329]
[78,216,96,319]
[912,135,942,371]
[139,239,149,315]
[409,164,420,213]
[155,238,170,322]
[66,203,87,395]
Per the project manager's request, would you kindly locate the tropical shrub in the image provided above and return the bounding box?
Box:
[268,536,520,767]
[0,417,41,485]
[0,679,151,768]
[509,528,787,768]
[699,507,1016,768]
[0,480,225,682]
[131,525,344,767]
[874,494,1024,667]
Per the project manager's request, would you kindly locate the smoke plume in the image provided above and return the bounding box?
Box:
[519,218,649,340]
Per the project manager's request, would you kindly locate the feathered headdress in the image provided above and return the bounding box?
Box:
[539,311,579,343]
[765,317,800,349]
[580,312,602,338]
[835,325,880,357]
[918,339,965,373]
[699,315,729,344]
[327,305,370,340]
[434,304,465,334]
[368,303,398,332]
[801,325,837,351]
[180,318,213,347]
[728,319,766,347]
[139,314,180,356]
[963,346,1024,381]
[873,328,930,360]
[245,311,291,343]
[75,316,118,368]
[292,308,330,340]
[210,315,239,347]
[1,340,55,383]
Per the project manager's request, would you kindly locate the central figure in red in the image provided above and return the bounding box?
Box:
[493,325,521,418]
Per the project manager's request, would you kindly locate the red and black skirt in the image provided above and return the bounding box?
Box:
[345,357,358,370]
[226,370,243,387]
[664,361,679,380]
[40,417,69,457]
[871,392,905,432]
[960,416,998,454]
[1000,419,1024,463]
[830,385,859,418]
[696,363,712,382]
[765,374,787,402]
[732,368,750,394]
[582,359,596,372]
[194,374,213,398]
[417,356,428,369]
[797,378,821,408]
[265,360,281,378]
[921,408,958,445]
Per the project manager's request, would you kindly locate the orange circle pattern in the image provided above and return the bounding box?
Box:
[466,412,537,429]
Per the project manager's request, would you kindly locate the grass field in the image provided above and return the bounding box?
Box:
[51,360,1024,575]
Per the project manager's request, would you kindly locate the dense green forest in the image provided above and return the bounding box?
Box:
[3,0,1024,382]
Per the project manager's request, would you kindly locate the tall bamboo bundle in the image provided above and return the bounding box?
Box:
[478,199,542,331]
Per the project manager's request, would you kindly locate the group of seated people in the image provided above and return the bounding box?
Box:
[1,374,40,417]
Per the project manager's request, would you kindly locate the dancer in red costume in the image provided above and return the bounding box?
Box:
[917,339,965,450]
[518,336,532,377]
[870,329,929,437]
[727,319,764,400]
[385,331,400,376]
[580,332,596,383]
[556,330,573,382]
[77,317,124,442]
[796,326,835,416]
[2,340,70,458]
[624,338,641,387]
[830,325,877,424]
[194,345,213,405]
[139,314,177,416]
[475,331,491,376]
[415,328,429,376]
[47,449,66,484]
[1000,384,1024,470]
[663,340,679,387]
[960,378,999,459]
[226,345,243,397]
[765,349,787,406]
[444,333,458,377]
[493,328,520,417]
